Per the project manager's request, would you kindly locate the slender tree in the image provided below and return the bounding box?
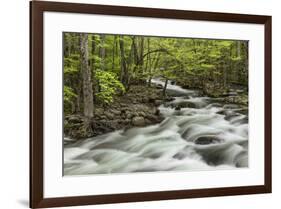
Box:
[119,36,128,87]
[99,34,106,70]
[80,33,94,118]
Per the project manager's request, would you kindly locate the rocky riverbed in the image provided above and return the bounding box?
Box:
[64,84,172,139]
[64,80,248,140]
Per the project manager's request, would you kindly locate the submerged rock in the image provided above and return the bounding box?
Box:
[175,106,181,111]
[224,112,241,121]
[174,102,196,109]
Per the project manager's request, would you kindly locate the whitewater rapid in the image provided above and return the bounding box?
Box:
[64,79,248,175]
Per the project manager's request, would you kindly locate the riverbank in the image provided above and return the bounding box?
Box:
[64,84,171,139]
[64,79,248,140]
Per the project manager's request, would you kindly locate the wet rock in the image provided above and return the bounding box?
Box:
[156,84,163,89]
[144,118,153,125]
[216,110,227,115]
[224,112,241,121]
[223,104,240,109]
[155,109,160,115]
[164,97,174,102]
[186,102,197,108]
[235,108,248,115]
[132,116,145,126]
[176,102,196,109]
[175,106,181,111]
[235,151,248,167]
[173,152,187,160]
[207,103,222,108]
[195,136,222,145]
[232,116,248,124]
[181,127,193,139]
[221,92,230,97]
[146,114,160,122]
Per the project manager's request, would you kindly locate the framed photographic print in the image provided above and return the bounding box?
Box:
[30,0,272,208]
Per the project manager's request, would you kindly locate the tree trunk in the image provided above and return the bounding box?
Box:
[237,41,241,57]
[112,36,116,70]
[65,34,72,57]
[139,37,144,71]
[80,33,94,118]
[146,38,151,86]
[119,36,128,88]
[91,35,95,69]
[91,35,97,102]
[148,52,160,87]
[163,78,169,97]
[223,63,227,88]
[99,34,106,70]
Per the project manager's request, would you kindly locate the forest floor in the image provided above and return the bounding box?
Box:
[64,83,172,139]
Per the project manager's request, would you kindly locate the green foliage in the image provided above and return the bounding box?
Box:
[95,70,125,104]
[64,86,77,113]
[64,86,77,103]
[63,32,248,115]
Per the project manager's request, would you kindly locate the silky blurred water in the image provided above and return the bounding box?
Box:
[64,79,248,175]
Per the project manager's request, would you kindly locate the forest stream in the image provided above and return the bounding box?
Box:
[64,79,248,175]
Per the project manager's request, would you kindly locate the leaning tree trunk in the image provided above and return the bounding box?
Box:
[80,33,94,118]
[163,78,169,97]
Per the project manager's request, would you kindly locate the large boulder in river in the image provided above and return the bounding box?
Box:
[164,97,175,102]
[174,102,196,110]
[132,116,145,126]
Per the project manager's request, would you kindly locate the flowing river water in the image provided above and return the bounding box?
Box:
[64,79,248,175]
